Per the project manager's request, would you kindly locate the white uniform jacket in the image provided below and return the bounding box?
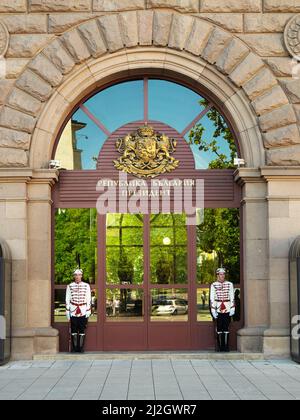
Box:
[210,281,235,316]
[66,281,92,318]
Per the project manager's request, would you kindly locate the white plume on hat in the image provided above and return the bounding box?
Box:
[216,267,226,274]
[73,268,83,275]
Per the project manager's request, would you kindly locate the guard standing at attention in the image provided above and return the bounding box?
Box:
[66,268,91,353]
[210,268,235,352]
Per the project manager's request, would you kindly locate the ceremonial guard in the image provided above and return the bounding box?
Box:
[210,268,235,352]
[66,268,92,353]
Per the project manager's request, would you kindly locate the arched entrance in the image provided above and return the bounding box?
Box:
[2,10,296,358]
[51,77,242,351]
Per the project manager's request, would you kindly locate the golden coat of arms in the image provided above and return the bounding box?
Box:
[113,125,179,178]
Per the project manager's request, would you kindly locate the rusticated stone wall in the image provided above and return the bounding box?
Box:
[0,1,299,168]
[1,1,300,359]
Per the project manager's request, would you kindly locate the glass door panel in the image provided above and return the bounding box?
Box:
[105,288,144,322]
[151,288,188,322]
[106,213,144,285]
[150,214,188,285]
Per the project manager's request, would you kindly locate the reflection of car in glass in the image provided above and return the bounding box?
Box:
[152,299,188,316]
[126,300,143,316]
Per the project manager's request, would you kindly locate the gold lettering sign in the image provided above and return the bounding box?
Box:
[113,125,179,178]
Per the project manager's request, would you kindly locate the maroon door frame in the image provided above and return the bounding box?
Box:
[51,78,244,351]
[52,206,243,352]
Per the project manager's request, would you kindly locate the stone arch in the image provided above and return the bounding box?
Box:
[0,10,298,168]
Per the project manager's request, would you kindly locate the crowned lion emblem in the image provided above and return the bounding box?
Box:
[113,125,179,178]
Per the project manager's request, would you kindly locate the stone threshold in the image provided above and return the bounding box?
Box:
[33,351,274,361]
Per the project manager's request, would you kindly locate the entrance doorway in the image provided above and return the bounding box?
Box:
[51,77,243,352]
[102,213,190,350]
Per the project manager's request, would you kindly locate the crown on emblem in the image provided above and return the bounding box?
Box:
[137,125,155,137]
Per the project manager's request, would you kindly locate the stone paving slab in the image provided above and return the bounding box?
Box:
[0,359,300,400]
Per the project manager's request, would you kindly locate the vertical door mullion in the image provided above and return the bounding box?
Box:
[144,213,150,346]
[98,213,106,350]
[188,222,197,349]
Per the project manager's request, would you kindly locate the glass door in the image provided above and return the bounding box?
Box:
[102,212,192,351]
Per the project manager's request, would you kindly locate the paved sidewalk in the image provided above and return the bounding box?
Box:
[0,359,300,400]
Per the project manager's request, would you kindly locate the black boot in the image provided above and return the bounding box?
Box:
[224,332,230,352]
[220,333,226,352]
[71,333,78,353]
[216,333,222,352]
[78,333,86,353]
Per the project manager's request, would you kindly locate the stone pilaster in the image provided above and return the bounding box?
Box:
[0,169,59,360]
[234,168,269,353]
[261,167,300,357]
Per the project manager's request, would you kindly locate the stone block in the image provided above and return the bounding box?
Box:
[198,13,243,32]
[185,18,213,56]
[265,57,294,77]
[94,0,145,11]
[243,67,278,100]
[0,0,26,12]
[7,34,53,58]
[48,13,94,33]
[264,0,300,12]
[238,34,287,57]
[147,0,199,12]
[216,38,249,74]
[2,14,48,34]
[201,0,262,12]
[0,147,28,167]
[229,52,264,86]
[244,13,293,33]
[16,69,52,102]
[263,124,300,148]
[28,54,63,87]
[201,27,232,64]
[7,87,42,116]
[281,79,300,104]
[153,11,173,47]
[0,106,36,133]
[0,127,30,150]
[60,29,91,64]
[77,20,107,58]
[259,104,297,131]
[5,59,29,79]
[29,0,91,12]
[0,80,14,105]
[119,11,139,48]
[43,39,76,74]
[98,14,123,52]
[169,14,194,51]
[138,10,154,46]
[252,85,289,116]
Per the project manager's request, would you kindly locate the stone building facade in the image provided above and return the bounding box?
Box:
[0,0,300,359]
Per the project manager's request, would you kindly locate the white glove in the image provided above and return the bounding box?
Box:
[229,308,235,317]
[85,310,91,318]
[66,311,70,321]
[212,310,218,319]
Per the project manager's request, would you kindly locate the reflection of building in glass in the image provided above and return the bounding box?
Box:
[55,120,86,170]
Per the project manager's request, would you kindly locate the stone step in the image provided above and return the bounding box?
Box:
[33,351,270,361]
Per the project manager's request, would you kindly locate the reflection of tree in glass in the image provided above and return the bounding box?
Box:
[189,98,237,169]
[150,214,187,284]
[55,208,97,284]
[106,214,143,285]
[189,100,240,284]
[197,208,240,284]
